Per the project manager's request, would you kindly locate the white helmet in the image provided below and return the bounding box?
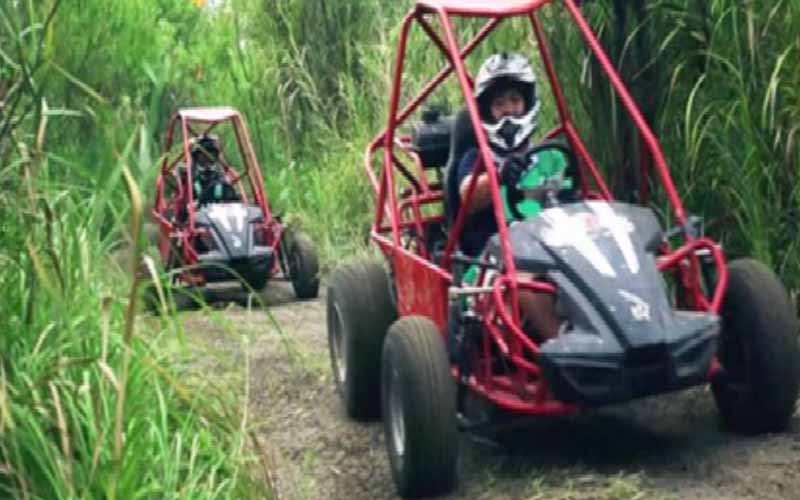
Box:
[475,52,540,154]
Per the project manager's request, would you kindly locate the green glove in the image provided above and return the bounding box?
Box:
[502,148,572,221]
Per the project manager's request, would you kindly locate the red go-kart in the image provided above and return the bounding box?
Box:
[151,107,319,306]
[326,1,800,497]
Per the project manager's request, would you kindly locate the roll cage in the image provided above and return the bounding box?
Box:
[364,0,728,414]
[153,107,281,273]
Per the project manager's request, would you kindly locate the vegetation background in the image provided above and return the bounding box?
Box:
[1,0,797,497]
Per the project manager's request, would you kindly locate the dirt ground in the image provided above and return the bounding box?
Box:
[183,281,800,500]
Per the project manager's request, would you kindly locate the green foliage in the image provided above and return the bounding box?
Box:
[1,0,798,495]
[1,3,269,497]
[0,135,267,498]
[257,0,798,290]
[544,0,800,289]
[10,0,799,271]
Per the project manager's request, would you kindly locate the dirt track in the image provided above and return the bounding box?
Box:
[185,282,800,500]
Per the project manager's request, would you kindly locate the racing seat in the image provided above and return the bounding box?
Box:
[437,108,478,269]
[444,108,478,226]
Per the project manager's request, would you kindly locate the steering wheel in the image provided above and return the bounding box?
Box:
[503,141,578,221]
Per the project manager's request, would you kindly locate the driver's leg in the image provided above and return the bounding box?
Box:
[517,273,560,341]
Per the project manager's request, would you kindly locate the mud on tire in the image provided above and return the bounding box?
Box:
[327,260,396,420]
[712,258,800,434]
[382,316,458,498]
[288,231,320,299]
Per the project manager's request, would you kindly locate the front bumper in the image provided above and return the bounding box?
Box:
[538,312,719,406]
[197,247,274,284]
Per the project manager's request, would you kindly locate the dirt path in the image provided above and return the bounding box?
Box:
[183,282,800,500]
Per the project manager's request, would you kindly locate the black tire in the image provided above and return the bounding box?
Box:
[712,258,800,434]
[288,232,319,299]
[382,316,458,498]
[328,260,397,420]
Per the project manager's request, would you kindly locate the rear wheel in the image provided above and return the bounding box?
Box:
[327,260,396,420]
[712,258,800,434]
[382,316,458,498]
[288,232,319,299]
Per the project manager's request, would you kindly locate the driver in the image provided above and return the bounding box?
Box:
[454,52,569,341]
[189,134,238,204]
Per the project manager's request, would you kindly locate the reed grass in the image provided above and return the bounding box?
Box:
[1,0,797,497]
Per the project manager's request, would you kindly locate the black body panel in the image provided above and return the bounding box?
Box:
[194,203,274,285]
[483,202,719,406]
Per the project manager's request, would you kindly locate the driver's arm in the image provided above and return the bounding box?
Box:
[457,152,495,214]
[459,172,493,214]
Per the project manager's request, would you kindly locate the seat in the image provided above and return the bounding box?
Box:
[443,108,478,225]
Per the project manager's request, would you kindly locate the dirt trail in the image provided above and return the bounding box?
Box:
[184,282,800,500]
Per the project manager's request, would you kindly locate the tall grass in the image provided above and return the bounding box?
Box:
[20,0,797,274]
[3,183,268,498]
[222,0,800,291]
[1,134,269,497]
[247,0,798,292]
[543,0,800,291]
[663,0,800,282]
[1,1,269,498]
[1,0,797,494]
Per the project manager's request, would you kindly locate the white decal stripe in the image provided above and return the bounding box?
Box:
[209,204,232,231]
[589,202,639,275]
[542,208,616,277]
[208,203,248,232]
[230,204,247,232]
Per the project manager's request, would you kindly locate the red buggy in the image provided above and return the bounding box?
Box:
[327,1,800,497]
[151,107,319,305]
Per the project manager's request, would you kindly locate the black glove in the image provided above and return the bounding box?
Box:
[499,155,528,189]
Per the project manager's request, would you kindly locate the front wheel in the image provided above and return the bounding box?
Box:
[287,232,319,299]
[712,258,800,434]
[382,316,458,498]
